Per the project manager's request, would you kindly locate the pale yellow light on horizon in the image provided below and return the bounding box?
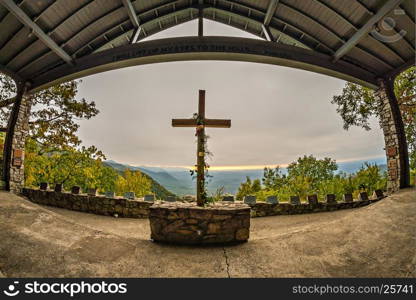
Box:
[134,155,385,171]
[184,164,288,171]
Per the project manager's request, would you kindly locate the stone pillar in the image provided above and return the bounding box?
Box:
[2,84,32,193]
[375,79,410,193]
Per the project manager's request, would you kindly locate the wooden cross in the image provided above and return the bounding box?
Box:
[172,90,231,206]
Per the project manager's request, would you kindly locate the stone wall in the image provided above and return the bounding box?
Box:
[249,197,382,218]
[8,95,32,193]
[374,80,404,192]
[22,188,153,218]
[22,188,386,220]
[149,202,250,244]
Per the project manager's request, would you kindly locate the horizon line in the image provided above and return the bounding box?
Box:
[108,155,386,171]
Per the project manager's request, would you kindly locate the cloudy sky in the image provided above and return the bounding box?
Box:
[76,19,385,170]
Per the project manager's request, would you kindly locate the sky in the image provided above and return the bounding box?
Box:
[76,19,385,170]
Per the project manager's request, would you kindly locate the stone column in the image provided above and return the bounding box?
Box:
[2,84,32,193]
[375,79,410,193]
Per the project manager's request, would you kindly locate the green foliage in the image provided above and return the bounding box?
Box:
[236,176,261,200]
[115,169,152,197]
[0,75,99,149]
[331,67,416,174]
[236,155,387,202]
[287,155,337,190]
[354,163,387,193]
[208,186,226,203]
[25,141,154,196]
[189,113,213,204]
[25,140,118,192]
[262,166,288,190]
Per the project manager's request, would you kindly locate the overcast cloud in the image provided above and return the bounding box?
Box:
[76,20,385,168]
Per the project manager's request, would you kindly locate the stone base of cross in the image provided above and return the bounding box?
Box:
[172,90,231,206]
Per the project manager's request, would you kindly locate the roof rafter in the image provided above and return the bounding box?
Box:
[17,2,188,74]
[0,0,73,65]
[94,6,321,57]
[261,24,274,41]
[262,0,279,41]
[121,0,142,44]
[121,0,140,28]
[311,0,408,63]
[279,2,395,70]
[219,0,394,71]
[213,0,324,50]
[3,0,413,83]
[333,0,405,62]
[264,0,279,26]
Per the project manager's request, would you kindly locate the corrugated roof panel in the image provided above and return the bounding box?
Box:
[360,0,381,11]
[320,0,368,26]
[346,47,392,74]
[289,0,353,38]
[0,0,413,83]
[7,39,50,71]
[401,0,415,20]
[134,0,174,14]
[35,0,93,33]
[209,9,263,36]
[52,0,122,43]
[0,24,37,66]
[1,1,88,74]
[235,0,268,12]
[383,5,415,51]
[368,10,415,60]
[358,36,405,67]
[277,5,340,50]
[19,51,62,79]
[63,7,127,55]
[0,5,9,21]
[20,0,54,17]
[0,11,22,49]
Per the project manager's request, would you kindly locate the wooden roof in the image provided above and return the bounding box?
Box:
[0,0,414,91]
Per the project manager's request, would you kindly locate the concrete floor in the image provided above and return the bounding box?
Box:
[0,189,414,277]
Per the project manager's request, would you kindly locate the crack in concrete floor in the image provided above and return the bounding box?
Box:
[223,247,231,278]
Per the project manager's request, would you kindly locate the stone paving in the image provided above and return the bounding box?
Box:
[0,189,414,277]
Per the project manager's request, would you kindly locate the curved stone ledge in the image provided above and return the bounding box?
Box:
[22,188,152,218]
[149,202,250,245]
[21,188,385,220]
[248,198,383,218]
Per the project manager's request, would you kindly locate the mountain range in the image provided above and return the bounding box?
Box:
[104,157,387,196]
[102,160,176,199]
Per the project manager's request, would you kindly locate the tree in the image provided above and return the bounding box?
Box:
[262,166,288,191]
[286,155,338,190]
[354,163,387,194]
[236,176,261,200]
[115,169,152,197]
[236,155,388,202]
[331,67,416,169]
[24,139,119,192]
[0,75,99,149]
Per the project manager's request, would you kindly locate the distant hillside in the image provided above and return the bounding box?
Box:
[103,160,176,199]
[104,157,387,196]
[139,167,191,196]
